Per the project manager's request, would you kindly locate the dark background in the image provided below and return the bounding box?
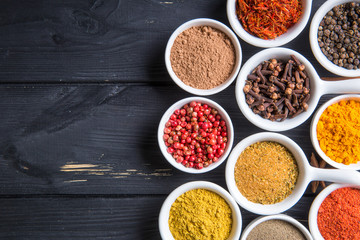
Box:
[0,0,345,239]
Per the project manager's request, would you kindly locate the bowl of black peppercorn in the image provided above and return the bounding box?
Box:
[310,0,360,77]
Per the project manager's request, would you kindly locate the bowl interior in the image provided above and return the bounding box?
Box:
[308,183,360,240]
[226,0,312,48]
[165,18,242,96]
[158,181,242,240]
[309,0,360,77]
[241,214,313,240]
[158,97,234,174]
[235,47,321,132]
[310,94,360,170]
[225,132,310,215]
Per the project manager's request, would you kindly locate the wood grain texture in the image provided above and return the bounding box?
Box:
[0,0,334,83]
[0,84,334,195]
[0,195,313,239]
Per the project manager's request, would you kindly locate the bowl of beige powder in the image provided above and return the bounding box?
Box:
[241,214,312,240]
[165,18,242,95]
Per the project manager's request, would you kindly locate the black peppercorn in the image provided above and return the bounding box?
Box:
[318,2,360,70]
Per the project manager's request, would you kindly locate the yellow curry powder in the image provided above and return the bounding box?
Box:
[317,99,360,165]
[168,188,232,240]
[234,141,298,204]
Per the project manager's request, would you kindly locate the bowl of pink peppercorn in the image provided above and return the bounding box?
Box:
[157,97,234,173]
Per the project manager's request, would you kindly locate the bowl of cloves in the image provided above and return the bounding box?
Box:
[235,47,360,132]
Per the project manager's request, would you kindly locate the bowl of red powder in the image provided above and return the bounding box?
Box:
[226,0,312,48]
[310,94,360,170]
[157,97,234,173]
[309,183,360,240]
[165,18,242,95]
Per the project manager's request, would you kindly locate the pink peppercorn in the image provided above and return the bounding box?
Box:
[163,101,228,169]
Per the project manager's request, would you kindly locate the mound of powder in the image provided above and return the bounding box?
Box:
[170,26,236,90]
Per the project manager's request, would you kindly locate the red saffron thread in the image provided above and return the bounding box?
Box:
[236,0,302,39]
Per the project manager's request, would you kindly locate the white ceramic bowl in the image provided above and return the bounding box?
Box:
[227,0,312,48]
[308,183,360,240]
[159,181,242,240]
[158,97,234,174]
[310,0,360,77]
[241,214,313,240]
[310,94,360,170]
[235,47,360,132]
[165,18,242,95]
[225,132,360,215]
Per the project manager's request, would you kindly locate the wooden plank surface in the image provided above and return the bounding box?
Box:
[0,84,334,195]
[0,0,354,239]
[0,195,313,239]
[0,0,332,83]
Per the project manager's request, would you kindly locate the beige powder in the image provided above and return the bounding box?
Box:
[170,26,236,89]
[234,141,299,204]
[247,220,306,240]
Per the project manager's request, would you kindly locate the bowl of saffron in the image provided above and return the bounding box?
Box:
[227,0,312,48]
[308,183,360,240]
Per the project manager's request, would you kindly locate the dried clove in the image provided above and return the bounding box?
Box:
[248,74,260,82]
[243,55,311,122]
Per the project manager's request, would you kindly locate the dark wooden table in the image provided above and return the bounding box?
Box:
[0,0,350,239]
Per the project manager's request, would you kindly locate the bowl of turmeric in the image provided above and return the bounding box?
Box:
[310,94,360,170]
[158,181,242,240]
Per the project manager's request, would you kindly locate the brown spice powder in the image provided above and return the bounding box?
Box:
[170,26,236,89]
[234,141,298,204]
[246,220,306,240]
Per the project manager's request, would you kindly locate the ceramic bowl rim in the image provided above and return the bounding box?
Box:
[164,18,242,96]
[235,47,320,132]
[158,181,242,240]
[240,214,313,240]
[157,97,234,174]
[225,132,310,215]
[308,183,360,240]
[309,0,360,77]
[226,0,312,48]
[310,94,360,170]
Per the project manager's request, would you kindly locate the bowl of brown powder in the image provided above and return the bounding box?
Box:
[165,18,242,95]
[225,132,360,215]
[241,214,313,240]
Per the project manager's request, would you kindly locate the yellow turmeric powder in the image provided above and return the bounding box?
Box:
[317,99,360,165]
[168,188,232,240]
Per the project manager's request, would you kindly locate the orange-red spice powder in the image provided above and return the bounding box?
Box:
[317,187,360,240]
